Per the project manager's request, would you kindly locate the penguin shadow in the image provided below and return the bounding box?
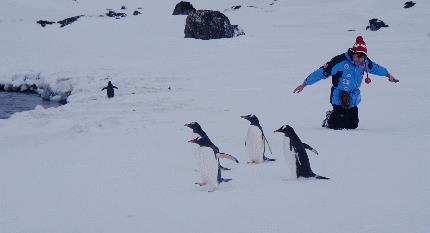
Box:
[194,182,235,193]
[281,177,332,182]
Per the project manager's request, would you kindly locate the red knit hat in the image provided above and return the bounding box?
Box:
[352,36,367,55]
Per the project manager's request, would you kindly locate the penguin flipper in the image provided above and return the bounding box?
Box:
[262,133,273,154]
[302,143,319,155]
[217,153,239,163]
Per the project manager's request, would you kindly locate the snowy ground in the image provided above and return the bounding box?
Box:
[1,0,429,232]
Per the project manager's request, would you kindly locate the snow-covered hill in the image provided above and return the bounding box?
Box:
[1,0,429,232]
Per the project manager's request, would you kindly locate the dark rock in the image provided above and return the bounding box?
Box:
[184,10,245,40]
[404,1,416,8]
[366,18,389,31]
[3,83,12,91]
[59,98,68,105]
[37,20,56,27]
[11,85,20,92]
[57,16,82,27]
[30,84,38,91]
[232,5,241,10]
[40,87,53,101]
[0,82,69,104]
[270,3,274,5]
[173,1,196,15]
[247,5,257,8]
[348,29,356,31]
[106,10,127,18]
[133,11,141,16]
[121,5,127,10]
[19,84,30,92]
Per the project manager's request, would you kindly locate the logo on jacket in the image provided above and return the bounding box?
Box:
[342,79,350,85]
[344,64,349,69]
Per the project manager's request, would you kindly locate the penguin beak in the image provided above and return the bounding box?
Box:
[188,137,198,143]
[240,115,249,120]
[184,123,191,128]
[274,128,282,133]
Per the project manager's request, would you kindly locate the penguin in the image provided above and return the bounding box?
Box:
[101,81,118,98]
[184,122,232,171]
[240,114,276,164]
[188,137,239,192]
[274,125,329,180]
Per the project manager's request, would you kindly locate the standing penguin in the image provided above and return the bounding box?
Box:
[241,114,276,164]
[274,125,329,180]
[185,122,238,183]
[184,122,232,171]
[101,81,118,98]
[188,137,239,192]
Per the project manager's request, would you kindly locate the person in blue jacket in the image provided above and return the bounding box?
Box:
[293,36,399,129]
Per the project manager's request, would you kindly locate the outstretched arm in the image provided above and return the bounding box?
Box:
[294,68,326,93]
[113,86,118,89]
[367,58,399,82]
[302,143,319,155]
[101,87,107,91]
[294,55,343,93]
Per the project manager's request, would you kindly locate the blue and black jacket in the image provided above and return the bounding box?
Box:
[303,49,390,108]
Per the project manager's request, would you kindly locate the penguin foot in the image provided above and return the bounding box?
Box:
[221,178,232,183]
[263,156,276,162]
[208,188,217,192]
[195,182,207,186]
[220,165,231,171]
[315,175,330,180]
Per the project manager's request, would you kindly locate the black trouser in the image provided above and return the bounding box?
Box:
[328,105,359,129]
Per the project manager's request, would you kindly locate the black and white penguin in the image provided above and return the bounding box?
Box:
[188,137,239,192]
[274,125,329,180]
[240,114,276,164]
[101,81,118,98]
[184,122,232,171]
